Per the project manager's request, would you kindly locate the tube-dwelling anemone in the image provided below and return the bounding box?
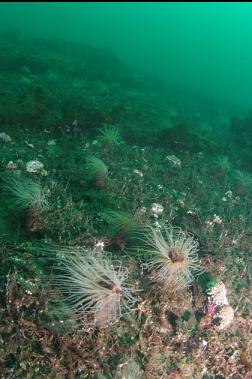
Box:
[2,173,48,233]
[85,155,108,187]
[140,225,203,292]
[55,249,138,327]
[98,125,121,149]
[2,173,48,211]
[102,210,135,248]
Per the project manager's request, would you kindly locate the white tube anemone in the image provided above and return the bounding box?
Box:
[55,249,137,327]
[141,225,204,292]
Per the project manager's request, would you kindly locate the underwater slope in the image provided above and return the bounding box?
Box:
[0,35,251,378]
